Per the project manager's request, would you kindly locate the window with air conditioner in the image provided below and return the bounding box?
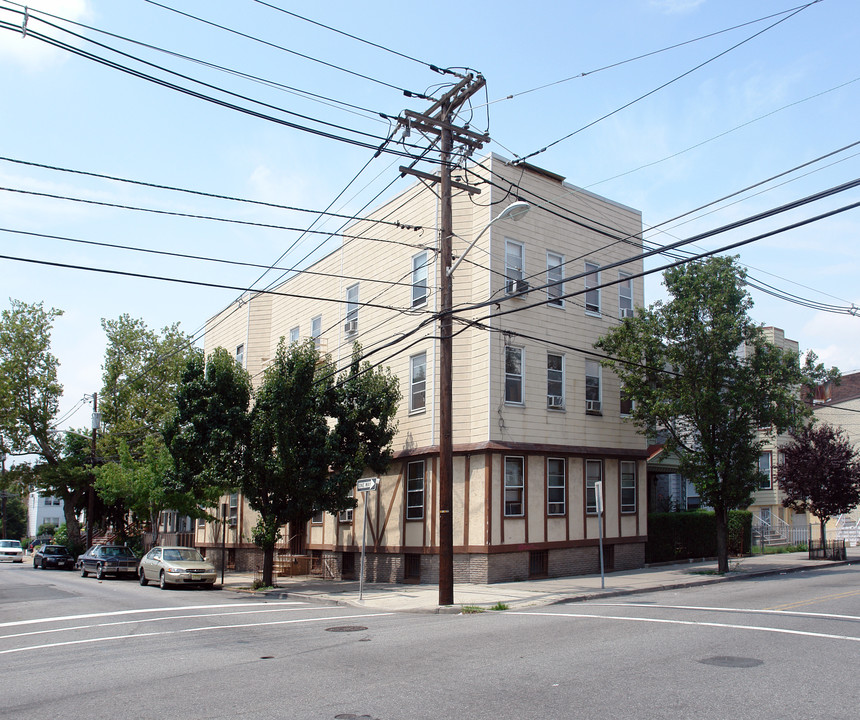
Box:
[585,261,600,315]
[585,359,601,413]
[619,271,633,318]
[547,353,564,409]
[505,239,525,295]
[547,251,564,307]
[344,283,359,335]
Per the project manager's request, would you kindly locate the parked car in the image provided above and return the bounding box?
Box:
[78,544,139,579]
[33,544,75,570]
[138,546,216,589]
[0,540,24,563]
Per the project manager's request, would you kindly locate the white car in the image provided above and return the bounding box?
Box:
[0,540,24,563]
[138,546,217,589]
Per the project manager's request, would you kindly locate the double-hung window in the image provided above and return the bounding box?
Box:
[547,252,564,307]
[547,353,564,409]
[235,344,245,367]
[620,461,636,513]
[339,507,354,523]
[505,239,525,295]
[547,458,565,515]
[620,385,634,416]
[585,359,601,413]
[585,460,602,514]
[412,252,428,308]
[585,261,600,314]
[406,461,425,520]
[311,315,322,350]
[410,352,426,413]
[619,272,633,318]
[289,326,300,345]
[758,451,772,489]
[504,457,525,516]
[345,283,359,335]
[505,346,524,404]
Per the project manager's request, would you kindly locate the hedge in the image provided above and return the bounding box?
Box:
[645,510,752,563]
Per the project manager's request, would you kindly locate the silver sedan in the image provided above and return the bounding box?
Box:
[138,546,217,589]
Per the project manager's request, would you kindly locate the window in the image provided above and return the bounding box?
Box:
[406,461,425,520]
[412,252,428,308]
[547,458,565,515]
[619,272,633,318]
[505,346,524,404]
[586,460,602,514]
[43,497,52,506]
[229,493,238,525]
[505,239,525,294]
[197,516,206,528]
[547,252,564,307]
[339,507,354,523]
[585,261,600,314]
[585,359,601,413]
[409,352,426,413]
[758,451,772,489]
[289,326,300,345]
[53,497,61,505]
[311,511,324,524]
[235,344,245,367]
[344,283,359,334]
[311,315,322,350]
[620,385,634,416]
[620,461,636,513]
[547,353,564,409]
[504,457,525,516]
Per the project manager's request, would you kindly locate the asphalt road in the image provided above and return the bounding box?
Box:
[2,561,859,719]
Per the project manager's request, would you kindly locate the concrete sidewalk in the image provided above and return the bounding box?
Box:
[219,546,860,614]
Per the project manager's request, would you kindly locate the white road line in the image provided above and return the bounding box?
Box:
[0,601,306,629]
[0,612,393,656]
[586,603,860,622]
[1,606,336,640]
[512,611,860,643]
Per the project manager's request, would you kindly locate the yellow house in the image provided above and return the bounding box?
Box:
[196,154,648,583]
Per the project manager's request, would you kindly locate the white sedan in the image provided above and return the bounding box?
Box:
[138,546,217,589]
[0,539,24,563]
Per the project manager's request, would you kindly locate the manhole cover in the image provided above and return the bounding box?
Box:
[325,626,368,633]
[699,656,763,668]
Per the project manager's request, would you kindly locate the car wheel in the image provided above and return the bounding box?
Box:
[159,571,168,590]
[96,564,105,580]
[139,569,148,586]
[41,560,47,569]
[80,564,88,577]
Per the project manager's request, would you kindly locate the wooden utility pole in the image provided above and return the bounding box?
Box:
[87,392,98,548]
[399,75,487,606]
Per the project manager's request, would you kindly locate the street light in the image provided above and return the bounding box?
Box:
[438,200,531,605]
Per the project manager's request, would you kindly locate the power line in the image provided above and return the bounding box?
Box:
[512,1,820,165]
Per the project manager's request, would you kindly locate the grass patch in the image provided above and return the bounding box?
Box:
[751,543,807,555]
[489,602,509,611]
[461,605,485,614]
[252,579,274,591]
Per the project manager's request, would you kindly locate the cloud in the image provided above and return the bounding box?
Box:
[0,1,92,72]
[802,310,860,374]
[649,0,706,15]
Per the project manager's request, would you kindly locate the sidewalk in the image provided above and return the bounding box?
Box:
[219,546,860,614]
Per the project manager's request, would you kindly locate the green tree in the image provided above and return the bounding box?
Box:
[778,423,860,544]
[1,492,27,541]
[37,431,93,547]
[596,257,822,572]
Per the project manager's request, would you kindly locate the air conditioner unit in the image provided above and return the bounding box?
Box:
[547,395,564,408]
[228,517,237,526]
[586,399,602,413]
[506,279,530,295]
[620,307,634,319]
[344,319,358,334]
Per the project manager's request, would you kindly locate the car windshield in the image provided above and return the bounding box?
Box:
[103,546,136,558]
[162,549,204,562]
[0,540,22,549]
[45,546,67,555]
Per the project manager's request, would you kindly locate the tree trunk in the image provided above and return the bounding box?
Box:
[262,544,275,587]
[820,517,827,546]
[715,505,729,573]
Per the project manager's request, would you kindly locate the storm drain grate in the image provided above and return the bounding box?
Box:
[325,625,368,633]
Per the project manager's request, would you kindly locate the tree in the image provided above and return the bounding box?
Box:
[37,431,92,549]
[596,256,821,572]
[778,423,860,544]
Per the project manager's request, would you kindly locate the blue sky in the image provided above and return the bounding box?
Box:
[1,0,859,440]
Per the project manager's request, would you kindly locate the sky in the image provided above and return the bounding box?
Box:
[1,0,859,451]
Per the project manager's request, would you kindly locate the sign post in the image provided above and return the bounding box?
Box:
[356,477,380,601]
[595,480,605,590]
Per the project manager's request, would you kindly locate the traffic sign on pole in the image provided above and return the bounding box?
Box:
[356,477,380,492]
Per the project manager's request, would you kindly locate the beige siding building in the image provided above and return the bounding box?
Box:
[197,154,648,583]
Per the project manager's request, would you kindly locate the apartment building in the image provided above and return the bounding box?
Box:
[198,154,648,583]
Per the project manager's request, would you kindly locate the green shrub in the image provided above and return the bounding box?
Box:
[646,510,751,563]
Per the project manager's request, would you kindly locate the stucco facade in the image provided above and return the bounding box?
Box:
[198,155,648,583]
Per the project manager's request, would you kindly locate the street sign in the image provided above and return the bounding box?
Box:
[356,477,380,492]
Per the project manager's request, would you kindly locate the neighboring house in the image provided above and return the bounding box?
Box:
[27,491,64,538]
[197,154,648,583]
[646,441,702,513]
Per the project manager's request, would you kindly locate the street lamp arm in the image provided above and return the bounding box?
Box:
[446,201,530,278]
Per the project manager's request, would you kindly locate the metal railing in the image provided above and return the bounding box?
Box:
[751,513,809,547]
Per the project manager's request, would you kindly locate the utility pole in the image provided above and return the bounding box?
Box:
[88,392,99,548]
[399,75,487,606]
